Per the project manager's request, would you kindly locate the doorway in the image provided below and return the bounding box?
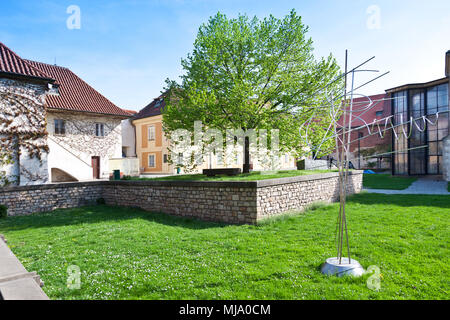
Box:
[91,156,100,179]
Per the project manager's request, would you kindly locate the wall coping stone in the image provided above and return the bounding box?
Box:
[255,170,363,188]
[0,180,105,193]
[0,171,364,192]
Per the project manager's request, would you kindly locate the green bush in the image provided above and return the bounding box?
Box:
[296,159,305,170]
[0,205,7,219]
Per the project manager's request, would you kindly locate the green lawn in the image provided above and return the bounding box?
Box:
[363,174,418,190]
[0,193,448,300]
[125,170,337,182]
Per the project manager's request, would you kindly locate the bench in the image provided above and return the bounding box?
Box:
[203,168,242,177]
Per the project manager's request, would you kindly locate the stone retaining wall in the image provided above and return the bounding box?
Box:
[256,173,362,220]
[0,171,363,224]
[0,182,104,217]
[103,181,259,224]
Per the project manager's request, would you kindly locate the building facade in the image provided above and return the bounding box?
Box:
[387,51,449,177]
[335,94,392,170]
[132,96,297,174]
[0,42,131,185]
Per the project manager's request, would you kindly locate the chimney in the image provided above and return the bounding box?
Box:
[446,50,450,77]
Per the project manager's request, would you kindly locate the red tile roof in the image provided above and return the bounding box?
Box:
[0,42,53,80]
[338,94,390,128]
[26,60,131,117]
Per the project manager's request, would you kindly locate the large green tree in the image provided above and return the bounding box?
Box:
[163,9,341,173]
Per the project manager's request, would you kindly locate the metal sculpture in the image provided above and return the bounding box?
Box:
[298,51,445,276]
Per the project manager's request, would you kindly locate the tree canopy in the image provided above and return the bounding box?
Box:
[163,9,342,171]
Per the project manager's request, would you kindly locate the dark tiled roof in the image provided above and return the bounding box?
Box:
[26,60,131,117]
[134,96,165,120]
[0,42,53,80]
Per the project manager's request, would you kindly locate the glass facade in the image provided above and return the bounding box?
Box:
[409,90,426,175]
[393,91,408,175]
[392,82,449,175]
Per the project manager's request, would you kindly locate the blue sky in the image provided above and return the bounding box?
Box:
[1,0,449,110]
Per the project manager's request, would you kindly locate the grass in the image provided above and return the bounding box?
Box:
[125,169,337,182]
[363,174,418,190]
[0,193,448,300]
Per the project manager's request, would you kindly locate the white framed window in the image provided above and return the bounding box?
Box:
[95,123,104,137]
[148,154,155,168]
[148,126,155,141]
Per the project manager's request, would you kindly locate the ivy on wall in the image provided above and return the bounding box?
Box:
[49,112,121,160]
[0,82,49,186]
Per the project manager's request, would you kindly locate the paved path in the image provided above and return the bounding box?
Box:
[0,235,49,300]
[364,178,450,195]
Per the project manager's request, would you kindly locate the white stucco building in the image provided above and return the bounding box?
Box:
[0,42,131,185]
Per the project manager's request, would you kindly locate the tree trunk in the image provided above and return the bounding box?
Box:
[11,134,20,186]
[243,136,250,173]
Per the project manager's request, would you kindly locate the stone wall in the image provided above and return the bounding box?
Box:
[103,181,258,224]
[256,172,362,220]
[0,182,104,217]
[0,171,363,224]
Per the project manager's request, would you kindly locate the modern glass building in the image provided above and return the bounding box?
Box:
[387,75,449,176]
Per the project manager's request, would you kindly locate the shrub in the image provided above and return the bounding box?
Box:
[96,198,106,205]
[296,159,305,170]
[0,205,7,219]
[367,162,377,169]
[305,201,329,212]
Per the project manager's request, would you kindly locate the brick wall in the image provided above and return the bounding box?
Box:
[0,171,363,224]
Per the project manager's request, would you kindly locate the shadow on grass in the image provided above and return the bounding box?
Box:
[347,192,450,209]
[1,193,448,234]
[0,205,227,233]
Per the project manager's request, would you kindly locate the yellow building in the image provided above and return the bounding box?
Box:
[132,96,296,175]
[132,97,174,174]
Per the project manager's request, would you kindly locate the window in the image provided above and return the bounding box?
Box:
[178,153,183,165]
[427,84,448,114]
[95,123,104,137]
[54,119,66,135]
[163,154,168,163]
[148,154,155,168]
[148,126,155,141]
[392,91,408,175]
[426,84,449,175]
[375,111,383,117]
